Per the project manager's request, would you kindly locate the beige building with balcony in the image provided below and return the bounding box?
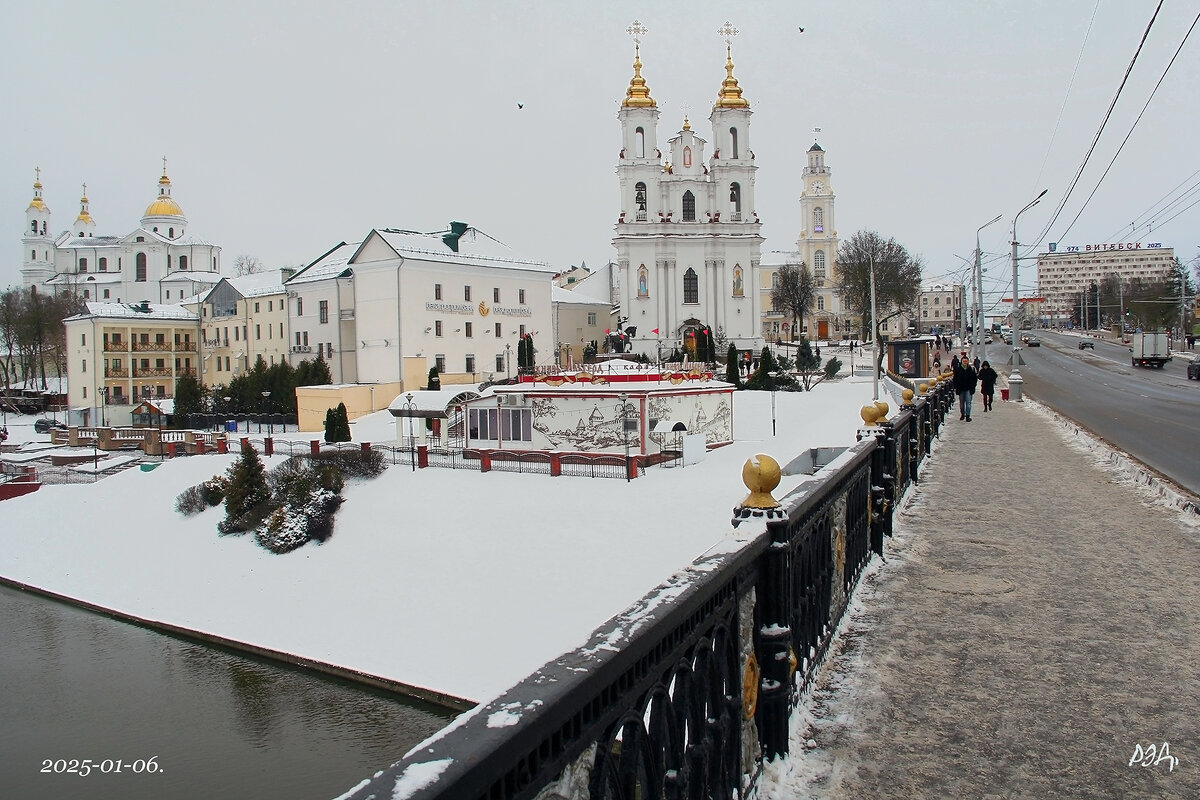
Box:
[194,270,293,387]
[63,301,200,427]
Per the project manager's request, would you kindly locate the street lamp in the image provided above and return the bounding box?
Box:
[262,391,272,435]
[505,343,512,381]
[403,392,416,472]
[973,214,1003,366]
[223,396,231,433]
[1010,188,1048,399]
[617,392,637,482]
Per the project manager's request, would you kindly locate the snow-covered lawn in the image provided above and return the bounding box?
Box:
[0,375,894,703]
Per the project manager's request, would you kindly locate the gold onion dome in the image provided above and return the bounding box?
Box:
[713,45,750,109]
[144,169,184,217]
[76,186,93,225]
[28,172,46,211]
[683,116,691,131]
[622,44,657,108]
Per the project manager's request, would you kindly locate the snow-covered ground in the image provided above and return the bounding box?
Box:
[0,373,895,703]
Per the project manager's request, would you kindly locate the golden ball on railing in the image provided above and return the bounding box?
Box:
[740,454,782,509]
[918,382,928,394]
[860,404,879,425]
[901,388,914,404]
[874,400,890,422]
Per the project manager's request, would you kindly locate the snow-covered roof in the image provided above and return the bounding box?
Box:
[55,235,124,249]
[760,250,803,267]
[46,272,123,285]
[552,286,610,306]
[286,241,359,285]
[373,228,557,274]
[161,271,222,285]
[65,301,199,322]
[201,270,289,302]
[387,388,482,417]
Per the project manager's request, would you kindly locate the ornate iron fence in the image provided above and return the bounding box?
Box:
[338,381,955,800]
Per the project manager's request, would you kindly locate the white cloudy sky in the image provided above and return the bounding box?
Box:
[3,1,1198,310]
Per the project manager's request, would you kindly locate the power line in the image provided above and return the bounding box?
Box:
[1104,166,1200,241]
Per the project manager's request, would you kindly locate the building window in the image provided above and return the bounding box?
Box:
[135,253,147,282]
[295,332,301,347]
[814,250,826,277]
[234,327,240,341]
[254,302,260,313]
[82,359,86,373]
[465,354,475,373]
[319,300,329,324]
[465,322,473,338]
[519,324,526,337]
[496,354,505,371]
[83,289,90,299]
[179,255,188,270]
[268,300,273,311]
[434,283,442,300]
[98,257,108,272]
[729,127,739,158]
[494,287,501,303]
[464,285,472,302]
[469,407,532,443]
[519,288,526,304]
[296,298,303,316]
[730,182,741,215]
[83,386,87,399]
[587,312,597,325]
[494,322,502,337]
[435,354,446,373]
[435,320,443,337]
[813,207,824,232]
[683,268,698,304]
[256,324,261,340]
[302,332,309,346]
[635,126,645,158]
[817,296,825,311]
[682,191,696,222]
[103,289,110,299]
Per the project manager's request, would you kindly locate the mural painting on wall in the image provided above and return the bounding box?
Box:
[732,265,744,298]
[528,394,732,452]
[638,265,649,298]
[647,394,732,444]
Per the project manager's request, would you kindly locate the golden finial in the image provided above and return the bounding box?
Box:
[683,116,691,131]
[34,166,42,189]
[159,155,171,186]
[714,21,750,109]
[622,20,656,108]
[81,182,87,201]
[739,454,781,510]
[874,400,890,423]
[860,405,880,425]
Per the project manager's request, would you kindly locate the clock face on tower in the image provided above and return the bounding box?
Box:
[811,181,824,194]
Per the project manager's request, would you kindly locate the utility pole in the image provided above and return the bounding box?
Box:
[974,215,1002,366]
[1010,189,1048,397]
[869,252,879,401]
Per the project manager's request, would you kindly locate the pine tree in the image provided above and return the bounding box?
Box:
[323,407,338,443]
[223,441,270,530]
[725,343,742,388]
[336,402,352,441]
[427,366,441,390]
[173,373,205,424]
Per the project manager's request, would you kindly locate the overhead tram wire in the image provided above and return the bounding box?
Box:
[1054,7,1200,243]
[1103,166,1200,241]
[1030,0,1165,250]
[1031,0,1101,197]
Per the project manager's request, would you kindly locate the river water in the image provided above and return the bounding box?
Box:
[0,583,455,799]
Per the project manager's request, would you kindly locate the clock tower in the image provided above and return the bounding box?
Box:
[798,140,842,341]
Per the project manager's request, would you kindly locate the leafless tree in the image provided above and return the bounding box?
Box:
[835,230,923,374]
[770,261,815,342]
[233,255,263,276]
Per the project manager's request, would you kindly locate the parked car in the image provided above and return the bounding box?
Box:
[1188,360,1200,380]
[1078,340,1095,350]
[1026,336,1042,347]
[33,418,67,433]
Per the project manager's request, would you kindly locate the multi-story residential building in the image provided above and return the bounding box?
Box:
[918,283,966,334]
[22,162,222,305]
[613,35,764,357]
[286,226,556,388]
[195,270,293,387]
[1036,242,1176,324]
[63,302,200,426]
[552,286,610,367]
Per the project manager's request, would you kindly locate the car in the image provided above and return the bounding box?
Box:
[33,418,67,434]
[984,336,994,344]
[1078,341,1095,350]
[1188,360,1200,380]
[1026,336,1041,347]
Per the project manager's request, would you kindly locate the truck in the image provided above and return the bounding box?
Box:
[1130,332,1171,369]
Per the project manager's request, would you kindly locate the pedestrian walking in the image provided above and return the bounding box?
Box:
[950,353,960,372]
[953,355,978,421]
[815,345,821,361]
[977,360,998,411]
[972,356,981,372]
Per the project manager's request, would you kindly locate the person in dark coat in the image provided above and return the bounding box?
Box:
[953,357,979,420]
[977,360,999,411]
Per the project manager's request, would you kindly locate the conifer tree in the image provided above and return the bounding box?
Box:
[725,343,742,388]
[223,441,270,530]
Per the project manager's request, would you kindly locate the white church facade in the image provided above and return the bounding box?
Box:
[21,162,222,305]
[612,28,764,359]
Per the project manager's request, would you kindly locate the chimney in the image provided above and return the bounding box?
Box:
[441,221,469,253]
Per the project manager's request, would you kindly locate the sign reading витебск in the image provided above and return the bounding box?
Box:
[1048,241,1163,253]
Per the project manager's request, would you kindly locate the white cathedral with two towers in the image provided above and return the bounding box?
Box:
[613,24,845,356]
[22,161,222,305]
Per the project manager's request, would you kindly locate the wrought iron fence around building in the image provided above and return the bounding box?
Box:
[338,381,953,800]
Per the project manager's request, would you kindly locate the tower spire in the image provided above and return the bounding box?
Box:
[714,21,750,109]
[76,182,94,227]
[622,20,656,108]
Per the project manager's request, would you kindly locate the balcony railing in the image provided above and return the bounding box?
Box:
[176,367,197,377]
[104,367,129,378]
[132,341,171,352]
[132,367,173,378]
[103,341,128,352]
[174,342,196,352]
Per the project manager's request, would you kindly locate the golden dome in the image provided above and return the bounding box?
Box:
[144,165,185,218]
[683,116,691,131]
[622,44,657,108]
[75,184,93,225]
[27,197,46,212]
[28,169,47,212]
[713,45,750,109]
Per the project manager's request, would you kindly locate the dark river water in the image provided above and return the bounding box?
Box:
[0,583,455,799]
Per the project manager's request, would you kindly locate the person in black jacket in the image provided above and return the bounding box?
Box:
[953,356,979,421]
[977,360,999,411]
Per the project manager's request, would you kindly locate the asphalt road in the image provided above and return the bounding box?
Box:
[982,331,1200,496]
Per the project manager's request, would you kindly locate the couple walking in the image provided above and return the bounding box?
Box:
[952,352,999,420]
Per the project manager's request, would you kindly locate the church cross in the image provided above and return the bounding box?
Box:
[718,21,739,45]
[627,19,648,44]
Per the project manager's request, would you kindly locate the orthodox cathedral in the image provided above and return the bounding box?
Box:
[21,161,222,304]
[613,25,765,357]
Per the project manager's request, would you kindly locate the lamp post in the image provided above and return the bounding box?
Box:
[973,214,1003,366]
[223,396,231,433]
[617,392,633,482]
[869,253,879,401]
[262,391,272,435]
[403,392,416,472]
[505,343,512,381]
[1010,188,1048,398]
[769,371,781,436]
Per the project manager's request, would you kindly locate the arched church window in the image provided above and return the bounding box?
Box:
[817,296,825,311]
[179,255,188,271]
[30,221,37,234]
[136,252,147,282]
[78,258,87,272]
[730,182,741,214]
[169,227,174,238]
[683,146,692,168]
[99,257,107,272]
[682,191,696,222]
[729,128,739,159]
[814,250,826,277]
[813,207,824,232]
[683,268,698,304]
[635,182,647,213]
[635,127,645,158]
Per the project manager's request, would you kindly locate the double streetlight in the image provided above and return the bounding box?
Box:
[973,214,1003,367]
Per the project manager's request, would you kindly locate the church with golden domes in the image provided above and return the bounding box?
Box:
[613,22,764,358]
[21,160,222,305]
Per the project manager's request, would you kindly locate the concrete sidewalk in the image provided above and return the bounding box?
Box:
[778,396,1200,799]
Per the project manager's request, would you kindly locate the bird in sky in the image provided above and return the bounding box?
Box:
[517,103,524,109]
[798,27,805,33]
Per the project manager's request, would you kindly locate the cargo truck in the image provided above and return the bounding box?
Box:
[1130,332,1171,368]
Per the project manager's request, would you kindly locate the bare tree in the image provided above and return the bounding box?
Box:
[770,261,815,342]
[835,230,923,374]
[233,255,263,276]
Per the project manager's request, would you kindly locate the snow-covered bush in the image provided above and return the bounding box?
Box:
[175,475,230,516]
[220,443,271,534]
[255,487,343,554]
[308,447,385,479]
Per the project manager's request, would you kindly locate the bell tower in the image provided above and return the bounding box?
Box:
[22,168,55,288]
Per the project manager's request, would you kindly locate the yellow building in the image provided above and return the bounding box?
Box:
[194,270,292,388]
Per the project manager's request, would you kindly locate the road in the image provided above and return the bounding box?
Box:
[982,331,1200,496]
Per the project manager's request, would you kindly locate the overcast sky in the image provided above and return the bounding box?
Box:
[4,1,1197,312]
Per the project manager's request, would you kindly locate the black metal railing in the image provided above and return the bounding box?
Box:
[338,380,955,800]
